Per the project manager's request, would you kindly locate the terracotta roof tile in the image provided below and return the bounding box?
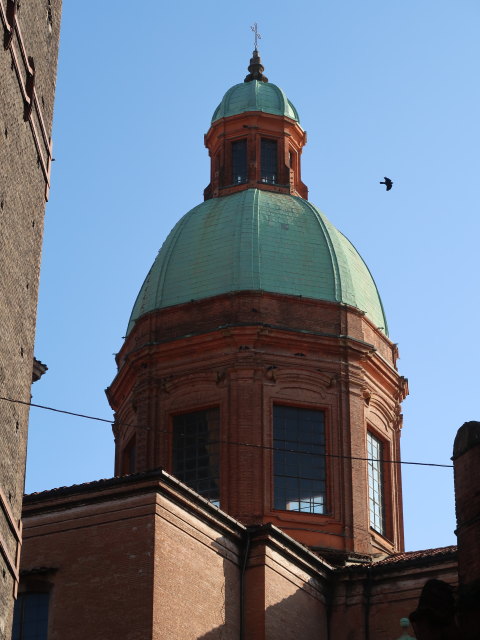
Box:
[372,545,457,568]
[24,469,165,501]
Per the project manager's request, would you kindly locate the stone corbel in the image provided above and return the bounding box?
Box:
[359,347,376,362]
[399,375,409,401]
[265,365,277,383]
[315,370,337,388]
[160,376,173,394]
[362,387,372,406]
[111,417,121,441]
[216,369,227,386]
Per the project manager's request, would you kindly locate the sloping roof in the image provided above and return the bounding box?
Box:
[23,469,167,502]
[23,474,457,578]
[372,545,457,569]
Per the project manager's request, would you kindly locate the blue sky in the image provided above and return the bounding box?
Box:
[26,1,480,552]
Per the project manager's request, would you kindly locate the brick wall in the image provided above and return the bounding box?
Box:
[263,545,328,639]
[0,0,61,635]
[21,472,244,640]
[153,493,242,639]
[331,552,458,639]
[20,472,459,639]
[23,486,158,639]
[108,290,406,556]
[20,473,332,639]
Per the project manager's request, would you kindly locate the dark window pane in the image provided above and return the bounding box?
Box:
[261,139,277,184]
[273,406,326,514]
[232,139,247,184]
[173,408,220,505]
[12,593,50,640]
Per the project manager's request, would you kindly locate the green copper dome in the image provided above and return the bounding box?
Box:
[211,81,300,124]
[127,189,388,335]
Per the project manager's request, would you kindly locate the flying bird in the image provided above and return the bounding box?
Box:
[380,177,393,191]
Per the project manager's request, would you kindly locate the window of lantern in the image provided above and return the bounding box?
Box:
[231,139,248,185]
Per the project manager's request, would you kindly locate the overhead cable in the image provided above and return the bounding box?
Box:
[0,395,453,469]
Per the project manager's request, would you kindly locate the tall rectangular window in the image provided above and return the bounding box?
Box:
[261,138,277,184]
[367,432,385,535]
[173,408,220,506]
[231,139,247,184]
[273,406,326,514]
[12,592,50,640]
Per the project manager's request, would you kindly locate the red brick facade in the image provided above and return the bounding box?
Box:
[19,472,458,639]
[108,291,407,557]
[204,109,308,201]
[107,63,408,559]
[0,1,61,635]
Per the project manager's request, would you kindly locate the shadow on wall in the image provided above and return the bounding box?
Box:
[196,534,241,640]
[197,588,325,640]
[196,555,326,640]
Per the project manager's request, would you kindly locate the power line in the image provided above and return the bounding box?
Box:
[1,395,114,426]
[214,439,453,468]
[0,395,454,468]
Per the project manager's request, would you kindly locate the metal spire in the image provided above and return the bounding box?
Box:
[251,22,261,50]
[244,24,268,83]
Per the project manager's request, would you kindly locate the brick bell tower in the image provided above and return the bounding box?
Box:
[107,50,408,558]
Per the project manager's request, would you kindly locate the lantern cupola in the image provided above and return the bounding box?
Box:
[204,51,308,200]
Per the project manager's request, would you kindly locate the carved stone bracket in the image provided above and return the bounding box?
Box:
[315,370,338,388]
[399,375,409,401]
[359,348,376,362]
[265,365,277,383]
[160,376,173,394]
[111,417,121,441]
[362,387,372,406]
[216,369,227,386]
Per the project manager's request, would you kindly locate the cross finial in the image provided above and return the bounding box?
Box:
[250,23,261,51]
[245,24,268,83]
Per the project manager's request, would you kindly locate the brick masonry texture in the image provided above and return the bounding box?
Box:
[108,290,406,556]
[22,472,244,640]
[20,472,458,639]
[0,1,61,636]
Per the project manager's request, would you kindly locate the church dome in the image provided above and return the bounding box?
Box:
[211,80,300,124]
[127,189,388,335]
